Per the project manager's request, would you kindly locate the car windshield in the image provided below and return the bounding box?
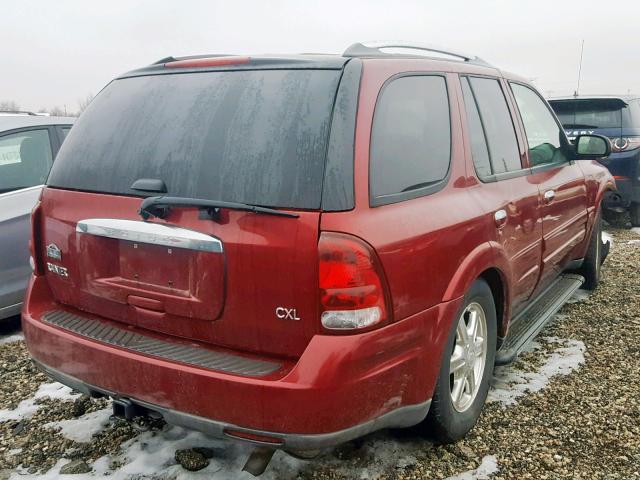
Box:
[549,98,630,129]
[47,69,342,209]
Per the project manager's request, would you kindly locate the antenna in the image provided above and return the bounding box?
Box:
[574,39,585,98]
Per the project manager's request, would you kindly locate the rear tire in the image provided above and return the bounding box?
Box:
[581,211,603,290]
[417,279,497,443]
[631,202,640,228]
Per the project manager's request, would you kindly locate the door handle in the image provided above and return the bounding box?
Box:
[543,190,556,204]
[494,209,507,228]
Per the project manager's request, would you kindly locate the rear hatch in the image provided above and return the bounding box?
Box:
[40,62,349,358]
[549,97,640,178]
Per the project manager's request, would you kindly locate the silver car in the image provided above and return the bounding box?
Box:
[0,114,74,320]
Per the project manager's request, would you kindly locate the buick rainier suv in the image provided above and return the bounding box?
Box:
[23,42,614,469]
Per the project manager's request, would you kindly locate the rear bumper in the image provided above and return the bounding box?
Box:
[23,275,459,449]
[34,360,430,450]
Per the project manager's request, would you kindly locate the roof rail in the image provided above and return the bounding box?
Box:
[343,41,492,67]
[0,110,37,116]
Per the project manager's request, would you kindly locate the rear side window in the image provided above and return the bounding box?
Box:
[465,77,522,175]
[48,69,342,209]
[0,129,53,194]
[510,83,567,166]
[370,75,451,205]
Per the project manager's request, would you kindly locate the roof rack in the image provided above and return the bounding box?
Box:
[343,41,492,67]
[0,110,38,116]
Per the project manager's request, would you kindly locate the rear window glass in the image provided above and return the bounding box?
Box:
[549,98,632,129]
[48,69,342,209]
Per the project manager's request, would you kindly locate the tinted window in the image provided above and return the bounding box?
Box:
[511,83,566,166]
[461,77,492,178]
[549,98,632,129]
[370,75,450,201]
[467,77,521,174]
[0,129,52,194]
[48,70,342,209]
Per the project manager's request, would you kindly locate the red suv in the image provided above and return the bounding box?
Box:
[23,43,614,457]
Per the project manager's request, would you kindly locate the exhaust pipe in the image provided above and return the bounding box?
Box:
[242,447,276,477]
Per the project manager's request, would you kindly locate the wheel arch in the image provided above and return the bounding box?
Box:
[442,242,511,337]
[478,268,507,338]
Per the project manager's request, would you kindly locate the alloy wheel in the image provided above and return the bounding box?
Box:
[449,302,488,412]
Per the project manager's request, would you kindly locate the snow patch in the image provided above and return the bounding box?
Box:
[489,337,585,406]
[11,425,296,480]
[631,227,640,236]
[602,231,613,247]
[45,408,112,442]
[0,332,24,345]
[627,240,640,245]
[446,455,499,480]
[0,382,78,422]
[567,289,590,304]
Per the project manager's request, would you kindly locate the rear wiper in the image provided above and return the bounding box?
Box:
[138,196,299,221]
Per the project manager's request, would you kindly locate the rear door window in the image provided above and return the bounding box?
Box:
[369,75,451,205]
[48,69,342,209]
[510,83,567,166]
[465,77,522,175]
[0,129,53,194]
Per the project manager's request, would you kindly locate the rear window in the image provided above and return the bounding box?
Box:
[549,98,632,129]
[47,69,342,209]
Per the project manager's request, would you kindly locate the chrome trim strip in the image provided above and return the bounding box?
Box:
[76,218,223,253]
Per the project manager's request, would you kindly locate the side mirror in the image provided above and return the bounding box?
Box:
[574,134,611,159]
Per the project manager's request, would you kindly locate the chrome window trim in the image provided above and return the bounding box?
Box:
[76,218,223,253]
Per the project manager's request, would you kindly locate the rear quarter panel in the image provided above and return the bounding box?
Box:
[320,60,501,322]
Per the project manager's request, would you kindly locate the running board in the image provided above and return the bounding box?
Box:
[495,274,584,366]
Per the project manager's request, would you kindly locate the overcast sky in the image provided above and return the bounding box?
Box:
[2,0,639,112]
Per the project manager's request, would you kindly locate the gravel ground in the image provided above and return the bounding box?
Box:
[0,226,637,479]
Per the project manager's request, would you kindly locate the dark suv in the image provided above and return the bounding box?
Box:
[23,43,613,469]
[549,95,640,226]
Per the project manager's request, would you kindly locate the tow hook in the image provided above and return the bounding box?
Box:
[242,447,276,476]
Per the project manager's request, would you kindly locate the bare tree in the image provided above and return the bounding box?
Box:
[48,106,67,117]
[0,100,21,112]
[77,94,94,114]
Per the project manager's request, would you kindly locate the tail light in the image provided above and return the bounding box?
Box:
[318,232,391,332]
[30,201,44,276]
[609,136,640,152]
